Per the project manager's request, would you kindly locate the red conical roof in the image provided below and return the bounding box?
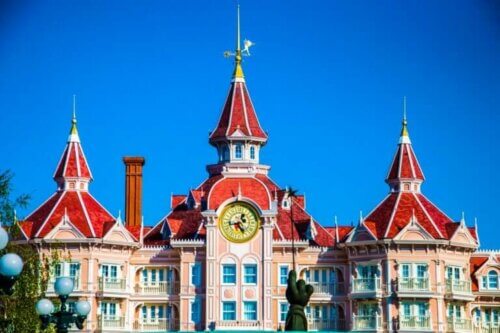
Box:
[209,78,267,144]
[386,119,424,183]
[53,117,93,182]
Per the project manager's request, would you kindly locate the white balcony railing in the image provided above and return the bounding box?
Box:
[133,319,179,331]
[447,318,472,331]
[352,315,382,330]
[135,281,180,295]
[215,320,260,328]
[308,282,345,295]
[48,278,80,292]
[352,278,382,293]
[308,319,346,331]
[99,277,126,292]
[472,323,500,333]
[98,315,125,329]
[400,315,431,330]
[398,277,430,292]
[446,280,472,294]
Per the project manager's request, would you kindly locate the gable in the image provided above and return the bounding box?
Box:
[394,218,434,241]
[450,224,478,246]
[347,224,376,243]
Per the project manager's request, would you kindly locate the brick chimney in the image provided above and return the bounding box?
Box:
[123,156,145,227]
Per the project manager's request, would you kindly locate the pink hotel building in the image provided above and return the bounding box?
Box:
[14,14,500,333]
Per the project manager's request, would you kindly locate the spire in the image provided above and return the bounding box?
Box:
[209,4,267,167]
[400,96,410,143]
[386,98,424,191]
[233,4,244,80]
[53,99,93,190]
[69,95,80,143]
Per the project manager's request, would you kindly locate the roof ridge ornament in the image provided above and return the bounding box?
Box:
[399,96,411,144]
[224,4,254,81]
[68,95,80,143]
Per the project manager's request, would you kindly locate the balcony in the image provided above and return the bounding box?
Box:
[135,281,180,295]
[98,315,125,329]
[308,319,346,331]
[98,277,127,293]
[447,318,472,332]
[445,280,474,301]
[397,278,433,297]
[133,319,179,332]
[309,282,346,296]
[472,324,500,333]
[48,278,81,292]
[215,320,261,329]
[351,278,382,298]
[400,315,431,331]
[352,315,382,331]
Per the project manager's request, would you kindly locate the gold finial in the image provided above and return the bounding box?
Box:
[233,4,244,79]
[401,96,409,137]
[70,94,78,136]
[225,4,251,79]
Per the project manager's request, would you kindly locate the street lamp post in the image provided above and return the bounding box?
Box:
[0,226,24,295]
[36,277,91,333]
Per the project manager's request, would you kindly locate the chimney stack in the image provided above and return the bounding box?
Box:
[123,156,145,227]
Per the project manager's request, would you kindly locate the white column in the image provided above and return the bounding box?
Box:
[435,260,443,332]
[386,259,392,332]
[262,216,274,329]
[204,214,218,330]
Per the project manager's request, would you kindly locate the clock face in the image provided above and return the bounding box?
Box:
[219,203,260,243]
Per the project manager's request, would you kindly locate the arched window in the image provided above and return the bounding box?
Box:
[250,146,255,160]
[235,144,242,159]
[488,271,498,289]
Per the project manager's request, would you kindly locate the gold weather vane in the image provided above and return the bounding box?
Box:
[224,5,255,78]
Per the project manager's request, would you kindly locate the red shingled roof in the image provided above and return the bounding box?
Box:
[386,137,424,183]
[149,174,339,247]
[53,133,92,181]
[470,255,490,291]
[364,192,457,239]
[21,190,115,238]
[18,120,132,241]
[209,80,267,143]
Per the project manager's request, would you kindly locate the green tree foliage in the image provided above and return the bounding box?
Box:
[0,170,62,332]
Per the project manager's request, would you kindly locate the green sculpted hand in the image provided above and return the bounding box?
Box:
[285,269,314,331]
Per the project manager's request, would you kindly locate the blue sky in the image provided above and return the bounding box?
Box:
[0,1,499,248]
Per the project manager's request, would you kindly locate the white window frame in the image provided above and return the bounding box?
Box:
[243,264,257,285]
[279,265,289,286]
[242,301,258,321]
[221,301,237,321]
[221,264,237,285]
[191,263,201,287]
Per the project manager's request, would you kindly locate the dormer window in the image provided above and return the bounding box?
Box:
[483,270,499,289]
[235,144,242,159]
[250,146,255,160]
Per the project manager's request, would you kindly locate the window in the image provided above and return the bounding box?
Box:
[191,263,201,286]
[358,265,378,279]
[416,265,428,279]
[279,266,289,285]
[488,271,498,289]
[100,264,119,280]
[235,144,242,159]
[191,299,201,324]
[53,262,80,288]
[244,264,257,284]
[401,264,410,279]
[222,264,236,284]
[280,303,289,322]
[222,302,236,320]
[250,146,255,160]
[243,301,257,320]
[101,302,117,318]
